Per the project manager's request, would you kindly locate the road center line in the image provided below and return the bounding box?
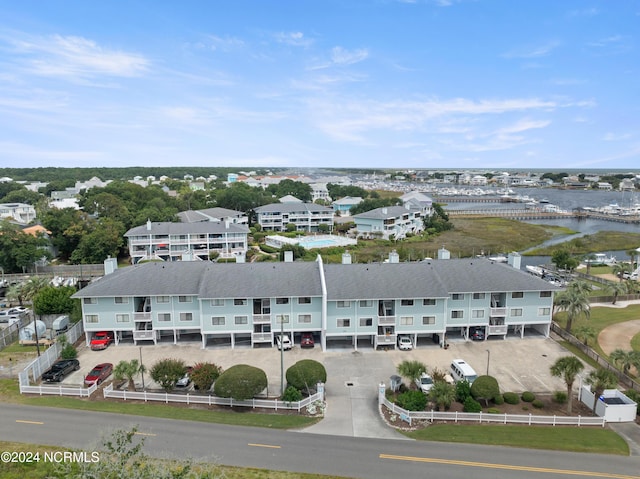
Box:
[15,420,44,425]
[248,443,281,449]
[379,453,640,479]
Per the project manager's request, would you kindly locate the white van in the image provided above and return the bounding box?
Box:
[450,359,478,384]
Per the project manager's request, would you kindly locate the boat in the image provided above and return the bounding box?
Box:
[525,265,545,277]
[539,198,549,204]
[583,253,617,265]
[488,254,508,263]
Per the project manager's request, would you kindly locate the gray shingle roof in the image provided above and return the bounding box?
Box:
[177,207,245,223]
[353,206,411,220]
[254,203,333,213]
[125,221,249,237]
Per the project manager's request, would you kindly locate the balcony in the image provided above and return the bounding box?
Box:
[252,314,271,324]
[134,312,151,321]
[376,334,397,345]
[490,307,507,317]
[378,316,396,326]
[252,332,273,343]
[133,330,155,341]
[488,325,508,335]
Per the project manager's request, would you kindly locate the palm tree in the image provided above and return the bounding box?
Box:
[21,276,51,304]
[612,263,631,282]
[583,253,596,276]
[609,349,640,376]
[573,325,597,346]
[5,283,25,306]
[550,356,584,414]
[428,381,457,411]
[113,359,146,391]
[627,249,637,271]
[606,281,628,305]
[397,360,427,390]
[554,282,590,333]
[585,368,618,414]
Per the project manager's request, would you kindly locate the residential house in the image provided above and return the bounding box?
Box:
[0,203,36,224]
[332,196,363,216]
[310,183,331,203]
[177,207,248,225]
[400,191,433,217]
[254,203,334,232]
[353,206,423,240]
[73,254,559,351]
[125,220,249,264]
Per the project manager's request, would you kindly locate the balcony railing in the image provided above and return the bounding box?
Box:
[252,314,271,324]
[488,325,508,335]
[378,316,396,325]
[133,330,155,340]
[490,307,507,317]
[134,312,151,321]
[376,334,397,345]
[252,332,273,343]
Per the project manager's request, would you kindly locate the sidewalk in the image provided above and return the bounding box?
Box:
[609,422,640,456]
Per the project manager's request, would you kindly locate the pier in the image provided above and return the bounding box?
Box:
[446,208,640,224]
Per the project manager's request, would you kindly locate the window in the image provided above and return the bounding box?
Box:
[211,316,225,326]
[337,301,351,308]
[400,299,414,306]
[276,314,290,324]
[422,316,435,325]
[451,293,464,300]
[298,297,311,304]
[158,313,171,322]
[180,312,193,322]
[298,314,311,324]
[116,314,129,323]
[85,314,98,323]
[540,291,552,298]
[84,298,96,305]
[211,299,224,307]
[511,292,524,299]
[538,307,551,316]
[234,315,248,325]
[337,318,350,328]
[511,308,523,317]
[360,317,373,327]
[400,316,414,325]
[359,300,373,308]
[451,310,464,319]
[473,293,486,300]
[115,297,129,304]
[423,299,436,306]
[276,298,289,305]
[234,299,247,306]
[178,296,192,303]
[157,296,170,303]
[472,309,485,319]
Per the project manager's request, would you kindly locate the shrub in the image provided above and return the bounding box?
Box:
[430,367,447,383]
[60,343,77,360]
[463,396,482,413]
[396,390,427,411]
[259,244,278,254]
[532,399,544,409]
[521,391,535,402]
[553,391,568,404]
[624,390,640,415]
[493,394,504,405]
[487,407,501,414]
[214,364,267,400]
[149,358,186,392]
[190,362,222,391]
[503,392,520,405]
[282,385,303,402]
[455,380,472,403]
[286,360,327,395]
[470,375,500,405]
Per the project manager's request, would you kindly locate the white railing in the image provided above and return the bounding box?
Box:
[252,314,271,324]
[20,382,97,397]
[134,312,151,321]
[376,334,396,345]
[103,383,324,412]
[490,307,507,317]
[381,397,605,427]
[378,316,396,325]
[133,330,155,340]
[252,332,273,342]
[488,325,508,335]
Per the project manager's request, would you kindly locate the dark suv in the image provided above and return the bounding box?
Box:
[42,359,80,382]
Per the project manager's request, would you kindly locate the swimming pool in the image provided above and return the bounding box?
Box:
[266,234,357,250]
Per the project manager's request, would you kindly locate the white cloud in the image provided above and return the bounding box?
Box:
[9,34,149,80]
[503,41,560,59]
[588,35,623,48]
[330,46,369,65]
[274,31,313,47]
[202,34,245,52]
[495,118,551,135]
[568,7,599,17]
[602,132,633,141]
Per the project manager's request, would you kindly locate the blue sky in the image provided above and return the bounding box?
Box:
[1,1,638,170]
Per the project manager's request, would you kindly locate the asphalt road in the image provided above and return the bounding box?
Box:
[1,404,639,479]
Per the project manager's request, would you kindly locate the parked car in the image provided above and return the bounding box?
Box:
[275,334,292,350]
[0,311,19,323]
[84,362,113,386]
[415,372,434,393]
[397,335,413,350]
[175,366,193,388]
[470,328,485,341]
[42,359,80,382]
[300,333,315,348]
[90,331,114,350]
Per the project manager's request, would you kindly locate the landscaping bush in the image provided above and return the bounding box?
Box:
[521,391,535,402]
[286,359,327,395]
[463,396,482,413]
[503,392,520,405]
[150,358,186,392]
[532,399,544,409]
[455,380,471,403]
[214,364,267,400]
[60,342,77,360]
[282,385,303,402]
[493,394,504,405]
[487,408,501,414]
[396,390,427,411]
[553,391,568,404]
[259,244,278,254]
[190,362,222,391]
[470,375,500,406]
[624,390,640,415]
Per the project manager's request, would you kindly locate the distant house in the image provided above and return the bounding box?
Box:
[310,183,331,203]
[177,207,248,225]
[124,220,249,264]
[254,203,334,232]
[332,196,363,216]
[0,203,36,224]
[353,206,423,240]
[400,191,433,217]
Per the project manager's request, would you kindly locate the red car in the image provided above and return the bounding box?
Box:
[90,331,114,350]
[300,333,315,348]
[84,363,113,386]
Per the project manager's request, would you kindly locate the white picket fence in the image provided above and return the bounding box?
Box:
[382,397,605,427]
[103,383,324,412]
[19,382,97,397]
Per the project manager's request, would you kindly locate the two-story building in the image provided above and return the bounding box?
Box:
[125,220,249,264]
[353,206,423,240]
[254,203,334,232]
[74,254,559,352]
